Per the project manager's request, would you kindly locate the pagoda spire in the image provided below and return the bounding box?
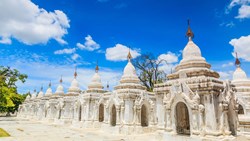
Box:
[235,52,241,68]
[107,81,109,89]
[60,75,63,83]
[74,67,77,78]
[127,48,132,61]
[186,19,194,40]
[48,81,51,87]
[95,61,99,73]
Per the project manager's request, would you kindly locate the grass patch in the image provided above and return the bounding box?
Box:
[0,128,10,137]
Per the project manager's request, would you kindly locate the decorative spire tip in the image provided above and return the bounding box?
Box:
[95,61,99,73]
[74,67,77,78]
[60,75,63,83]
[127,48,132,61]
[186,19,194,40]
[235,52,241,68]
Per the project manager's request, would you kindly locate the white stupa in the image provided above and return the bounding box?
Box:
[181,38,205,64]
[68,68,81,94]
[169,21,219,79]
[177,22,210,71]
[88,63,103,90]
[55,76,64,95]
[25,94,31,101]
[37,86,44,98]
[232,54,250,87]
[45,82,53,96]
[115,50,146,90]
[31,90,37,99]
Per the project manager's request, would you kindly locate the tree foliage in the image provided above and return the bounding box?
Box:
[0,66,28,115]
[132,53,166,92]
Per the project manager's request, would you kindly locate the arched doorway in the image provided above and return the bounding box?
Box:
[110,105,116,126]
[78,105,82,121]
[99,104,104,122]
[141,104,148,127]
[238,104,244,114]
[176,102,190,135]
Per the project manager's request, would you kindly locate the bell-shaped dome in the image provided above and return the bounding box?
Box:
[181,40,205,63]
[45,87,52,96]
[37,90,44,98]
[69,78,79,89]
[120,61,140,83]
[88,72,103,90]
[68,69,81,94]
[31,90,37,99]
[55,77,64,95]
[233,67,247,81]
[174,22,212,74]
[115,50,146,91]
[44,82,53,96]
[25,95,31,101]
[55,84,64,94]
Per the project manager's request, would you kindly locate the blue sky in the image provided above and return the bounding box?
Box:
[0,0,250,93]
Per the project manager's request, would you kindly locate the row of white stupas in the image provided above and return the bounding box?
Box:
[18,22,250,140]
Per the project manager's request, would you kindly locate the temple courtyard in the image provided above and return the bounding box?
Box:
[0,117,248,141]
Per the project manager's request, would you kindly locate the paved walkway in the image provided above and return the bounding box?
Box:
[0,117,129,141]
[0,117,249,141]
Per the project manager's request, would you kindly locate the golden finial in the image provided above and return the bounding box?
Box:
[74,67,77,78]
[186,19,194,40]
[235,52,241,68]
[127,48,132,61]
[60,75,63,83]
[95,61,99,73]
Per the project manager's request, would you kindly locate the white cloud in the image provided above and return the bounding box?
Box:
[218,71,234,80]
[0,52,121,94]
[0,0,70,45]
[54,48,76,54]
[76,35,100,51]
[54,48,76,55]
[0,36,11,44]
[157,52,179,74]
[229,35,250,61]
[236,5,250,19]
[158,51,178,64]
[222,62,234,67]
[226,0,250,19]
[71,53,81,61]
[97,50,105,54]
[228,0,250,9]
[159,64,177,75]
[220,21,235,28]
[105,44,141,61]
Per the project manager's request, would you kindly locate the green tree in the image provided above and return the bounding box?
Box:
[0,66,27,116]
[132,53,166,92]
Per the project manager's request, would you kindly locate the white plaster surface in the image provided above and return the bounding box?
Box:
[0,117,249,141]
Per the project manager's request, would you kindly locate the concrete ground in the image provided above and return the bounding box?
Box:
[0,117,156,141]
[0,117,249,141]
